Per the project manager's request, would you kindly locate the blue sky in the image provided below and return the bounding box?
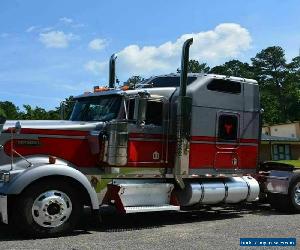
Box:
[0,0,300,110]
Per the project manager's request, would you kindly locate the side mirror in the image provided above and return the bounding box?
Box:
[15,121,21,134]
[133,97,147,125]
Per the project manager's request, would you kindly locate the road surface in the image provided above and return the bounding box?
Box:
[0,203,299,250]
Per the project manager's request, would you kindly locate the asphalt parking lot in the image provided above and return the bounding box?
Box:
[0,203,299,250]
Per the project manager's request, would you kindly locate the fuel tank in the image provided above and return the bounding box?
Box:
[176,176,260,206]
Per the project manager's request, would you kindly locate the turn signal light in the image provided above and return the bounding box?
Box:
[121,85,129,91]
[94,86,109,92]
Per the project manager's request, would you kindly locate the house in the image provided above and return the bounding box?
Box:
[260,122,300,162]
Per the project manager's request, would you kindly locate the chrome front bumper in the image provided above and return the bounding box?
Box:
[0,195,8,224]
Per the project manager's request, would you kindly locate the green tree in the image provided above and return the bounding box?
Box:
[251,46,300,123]
[210,60,255,79]
[177,60,210,73]
[0,107,6,120]
[55,96,75,120]
[0,101,20,119]
[21,105,50,120]
[124,75,145,89]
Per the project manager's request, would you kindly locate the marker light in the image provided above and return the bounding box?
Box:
[94,86,109,92]
[121,85,129,91]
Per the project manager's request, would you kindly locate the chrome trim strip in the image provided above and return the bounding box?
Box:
[125,205,180,213]
[191,140,258,147]
[11,133,86,140]
[190,168,256,176]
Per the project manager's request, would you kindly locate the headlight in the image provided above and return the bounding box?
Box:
[0,171,10,183]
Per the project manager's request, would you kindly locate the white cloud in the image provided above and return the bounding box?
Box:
[26,26,38,33]
[88,38,107,51]
[101,23,251,78]
[84,60,107,75]
[59,17,73,24]
[85,23,251,79]
[41,26,54,32]
[39,30,77,48]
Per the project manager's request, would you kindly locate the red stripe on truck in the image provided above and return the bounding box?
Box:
[4,137,98,167]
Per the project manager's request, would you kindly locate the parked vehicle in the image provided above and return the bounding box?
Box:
[0,38,299,237]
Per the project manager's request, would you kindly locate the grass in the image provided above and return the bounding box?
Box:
[277,160,300,168]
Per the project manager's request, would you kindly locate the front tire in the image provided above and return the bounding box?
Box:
[12,179,83,237]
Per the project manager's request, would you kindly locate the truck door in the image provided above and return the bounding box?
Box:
[214,112,240,170]
[127,97,168,167]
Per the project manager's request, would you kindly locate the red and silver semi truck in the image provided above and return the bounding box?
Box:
[0,38,299,237]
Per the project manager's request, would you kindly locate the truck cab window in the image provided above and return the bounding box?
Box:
[127,99,135,121]
[145,101,163,126]
[70,96,121,122]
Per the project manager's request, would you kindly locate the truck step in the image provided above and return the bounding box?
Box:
[112,180,175,207]
[125,205,180,213]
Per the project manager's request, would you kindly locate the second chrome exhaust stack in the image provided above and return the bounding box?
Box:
[174,38,193,189]
[109,53,117,88]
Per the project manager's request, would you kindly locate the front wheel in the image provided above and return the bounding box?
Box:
[12,179,83,237]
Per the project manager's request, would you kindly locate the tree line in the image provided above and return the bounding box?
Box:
[0,96,75,121]
[1,46,299,124]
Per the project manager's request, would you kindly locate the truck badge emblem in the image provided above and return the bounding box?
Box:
[224,123,233,135]
[153,151,160,160]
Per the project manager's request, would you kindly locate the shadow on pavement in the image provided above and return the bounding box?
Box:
[0,202,285,241]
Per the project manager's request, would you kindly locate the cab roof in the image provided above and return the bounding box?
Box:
[74,73,257,100]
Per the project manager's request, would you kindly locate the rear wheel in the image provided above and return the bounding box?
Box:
[290,176,300,212]
[12,180,83,237]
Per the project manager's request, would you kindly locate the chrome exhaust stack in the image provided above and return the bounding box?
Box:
[109,53,117,89]
[174,38,193,189]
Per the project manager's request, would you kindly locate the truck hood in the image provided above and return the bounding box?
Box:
[3,120,105,131]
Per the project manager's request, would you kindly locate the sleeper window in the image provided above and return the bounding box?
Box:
[207,79,241,94]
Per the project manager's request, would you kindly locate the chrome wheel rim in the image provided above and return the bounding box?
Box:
[32,190,72,228]
[294,182,300,206]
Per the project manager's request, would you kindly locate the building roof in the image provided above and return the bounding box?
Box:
[263,121,300,127]
[261,134,300,142]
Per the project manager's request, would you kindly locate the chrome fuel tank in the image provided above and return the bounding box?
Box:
[177,176,260,206]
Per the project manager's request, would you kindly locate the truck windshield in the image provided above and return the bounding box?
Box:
[70,95,121,121]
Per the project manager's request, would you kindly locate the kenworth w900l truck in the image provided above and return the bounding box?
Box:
[0,38,299,237]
